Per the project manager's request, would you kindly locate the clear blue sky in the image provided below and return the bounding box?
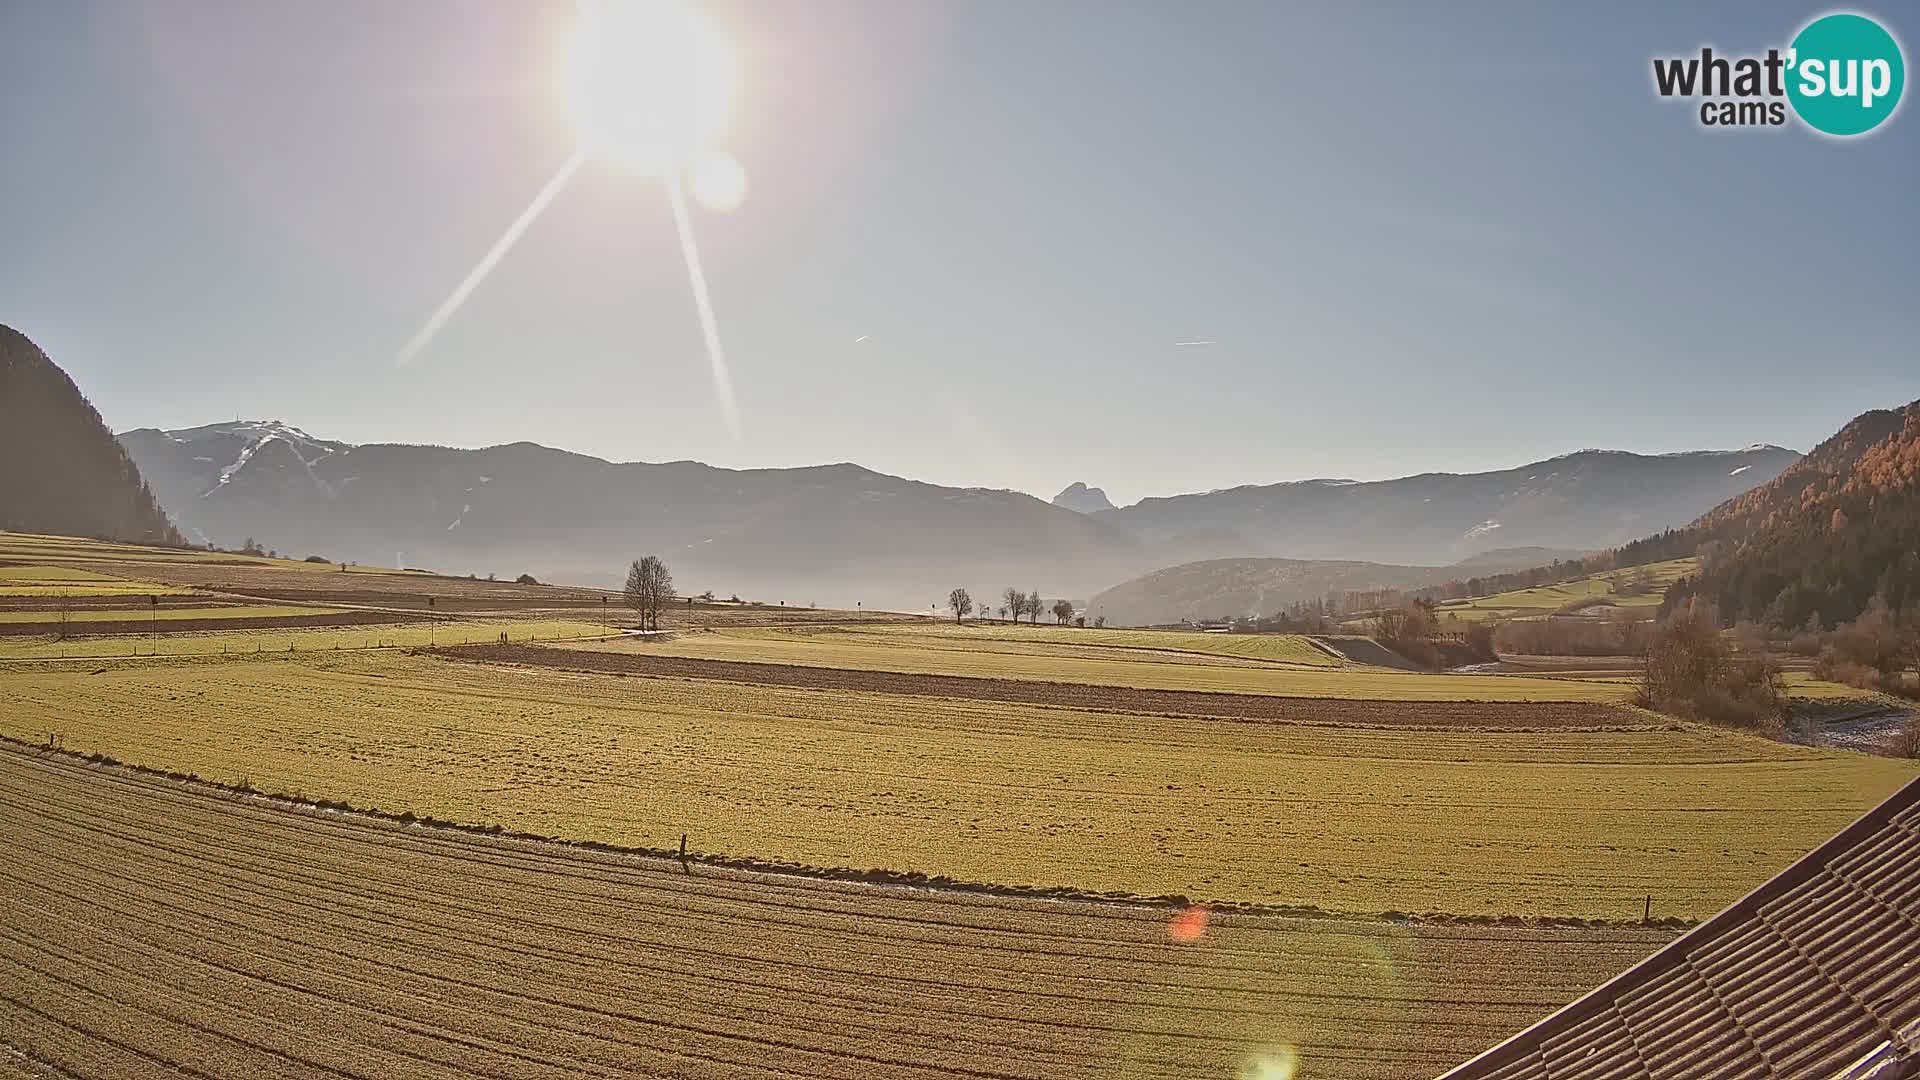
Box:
[3,1,1915,505]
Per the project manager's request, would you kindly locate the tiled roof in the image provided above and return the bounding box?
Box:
[1438,777,1920,1080]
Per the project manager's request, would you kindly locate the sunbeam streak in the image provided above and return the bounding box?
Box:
[396,150,589,366]
[665,172,743,442]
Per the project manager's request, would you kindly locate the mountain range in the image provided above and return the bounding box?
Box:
[1081,445,1798,566]
[115,416,1795,612]
[117,421,1140,608]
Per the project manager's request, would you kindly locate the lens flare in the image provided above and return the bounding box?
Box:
[396,150,587,365]
[688,151,748,212]
[666,172,743,441]
[1169,905,1209,942]
[1238,1046,1300,1080]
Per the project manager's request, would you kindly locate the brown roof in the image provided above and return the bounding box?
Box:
[1438,776,1920,1080]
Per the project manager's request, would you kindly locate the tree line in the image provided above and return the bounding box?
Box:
[945,587,1081,626]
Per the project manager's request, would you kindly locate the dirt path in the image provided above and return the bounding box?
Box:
[429,644,1650,729]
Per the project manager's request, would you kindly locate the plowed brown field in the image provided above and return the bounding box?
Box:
[0,747,1668,1080]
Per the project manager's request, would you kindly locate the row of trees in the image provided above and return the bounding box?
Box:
[945,587,1077,625]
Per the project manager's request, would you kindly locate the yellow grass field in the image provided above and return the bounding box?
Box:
[565,625,1638,702]
[0,747,1671,1080]
[0,561,194,598]
[4,651,1909,920]
[0,619,614,659]
[895,622,1344,665]
[0,603,331,624]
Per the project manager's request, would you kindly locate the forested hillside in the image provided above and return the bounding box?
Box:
[1660,400,1920,628]
[0,325,179,545]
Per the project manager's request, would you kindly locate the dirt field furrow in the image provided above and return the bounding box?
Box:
[431,644,1643,727]
[1,780,1536,1067]
[0,747,1670,1080]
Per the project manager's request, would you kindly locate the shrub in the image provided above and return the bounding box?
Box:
[1888,714,1920,759]
[1494,610,1651,656]
[1807,602,1920,699]
[1463,622,1496,662]
[1634,599,1787,734]
[514,573,541,586]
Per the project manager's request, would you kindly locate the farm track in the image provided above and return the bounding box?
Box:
[433,644,1647,729]
[0,747,1666,1080]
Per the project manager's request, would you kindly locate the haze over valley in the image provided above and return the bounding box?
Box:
[117,409,1797,611]
[4,4,1918,1078]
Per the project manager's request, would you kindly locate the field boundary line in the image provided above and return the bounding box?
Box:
[420,643,1657,728]
[0,737,1694,931]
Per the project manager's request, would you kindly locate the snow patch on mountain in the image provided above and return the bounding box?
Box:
[164,420,348,498]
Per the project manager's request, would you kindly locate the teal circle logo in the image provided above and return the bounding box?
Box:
[1787,13,1905,136]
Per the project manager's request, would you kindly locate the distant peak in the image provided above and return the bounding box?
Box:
[1052,481,1116,514]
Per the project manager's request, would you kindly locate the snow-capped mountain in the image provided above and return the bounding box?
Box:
[116,419,1800,606]
[115,423,1143,604]
[117,421,349,543]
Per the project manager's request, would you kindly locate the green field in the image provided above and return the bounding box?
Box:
[1430,558,1698,623]
[3,650,1909,920]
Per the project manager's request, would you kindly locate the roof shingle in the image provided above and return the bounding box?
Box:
[1438,777,1920,1080]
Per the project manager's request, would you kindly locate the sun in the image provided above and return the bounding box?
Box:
[564,0,737,176]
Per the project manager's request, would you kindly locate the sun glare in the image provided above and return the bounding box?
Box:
[688,150,748,212]
[565,0,737,175]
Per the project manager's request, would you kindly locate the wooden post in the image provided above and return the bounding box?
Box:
[1644,895,1651,923]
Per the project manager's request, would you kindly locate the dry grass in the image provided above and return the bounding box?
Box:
[0,604,330,624]
[0,619,613,659]
[1,651,1908,919]
[565,626,1636,702]
[0,746,1672,1080]
[896,623,1344,666]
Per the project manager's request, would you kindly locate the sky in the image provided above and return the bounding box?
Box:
[3,1,1916,506]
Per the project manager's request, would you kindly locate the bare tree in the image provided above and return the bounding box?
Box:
[998,605,1009,621]
[1052,598,1074,625]
[643,556,673,630]
[1026,590,1042,625]
[1003,587,1023,625]
[624,560,647,624]
[947,587,973,624]
[625,556,675,631]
